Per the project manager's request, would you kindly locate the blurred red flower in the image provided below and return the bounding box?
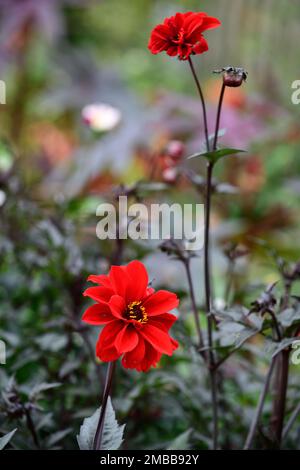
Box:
[148,11,221,60]
[82,261,179,372]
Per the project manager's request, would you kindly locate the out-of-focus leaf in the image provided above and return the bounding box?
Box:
[36,413,54,432]
[188,148,246,164]
[0,429,17,450]
[35,333,68,352]
[77,397,125,450]
[216,183,239,194]
[167,429,192,450]
[247,313,264,330]
[59,359,81,379]
[46,429,72,448]
[218,321,260,348]
[215,306,248,322]
[199,129,227,152]
[272,337,299,358]
[278,308,300,328]
[29,382,61,400]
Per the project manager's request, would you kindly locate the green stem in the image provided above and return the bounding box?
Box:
[244,357,276,449]
[188,57,210,151]
[184,260,205,355]
[204,161,218,449]
[271,350,290,446]
[212,83,226,151]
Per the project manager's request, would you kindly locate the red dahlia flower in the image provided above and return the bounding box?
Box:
[82,261,179,372]
[148,11,221,60]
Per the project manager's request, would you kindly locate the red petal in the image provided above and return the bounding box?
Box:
[122,336,146,369]
[114,324,139,353]
[82,304,114,325]
[150,24,169,41]
[125,260,148,303]
[83,286,114,303]
[137,342,161,372]
[98,320,124,349]
[142,290,179,316]
[108,295,126,319]
[148,312,177,331]
[87,274,112,288]
[172,12,184,29]
[96,343,120,362]
[201,16,221,31]
[109,265,129,297]
[166,45,179,57]
[185,13,220,39]
[140,324,174,355]
[184,12,205,39]
[193,36,209,55]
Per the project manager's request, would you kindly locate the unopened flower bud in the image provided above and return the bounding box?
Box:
[214,67,247,88]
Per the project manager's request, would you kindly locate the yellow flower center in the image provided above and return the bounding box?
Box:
[126,301,148,324]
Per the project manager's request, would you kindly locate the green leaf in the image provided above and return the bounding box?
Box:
[35,333,68,352]
[188,148,246,164]
[271,337,299,358]
[77,397,125,450]
[29,382,61,400]
[217,320,260,348]
[200,129,227,152]
[167,429,192,450]
[46,429,72,448]
[0,429,17,450]
[277,307,300,328]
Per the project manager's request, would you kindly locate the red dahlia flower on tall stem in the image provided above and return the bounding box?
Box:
[82,260,179,449]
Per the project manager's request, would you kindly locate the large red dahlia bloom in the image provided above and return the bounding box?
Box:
[148,11,221,60]
[82,261,179,372]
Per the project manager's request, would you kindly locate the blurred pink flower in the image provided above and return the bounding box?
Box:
[82,103,121,133]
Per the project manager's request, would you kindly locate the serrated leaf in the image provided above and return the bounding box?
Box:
[77,397,125,450]
[188,148,246,164]
[167,429,192,450]
[0,429,17,450]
